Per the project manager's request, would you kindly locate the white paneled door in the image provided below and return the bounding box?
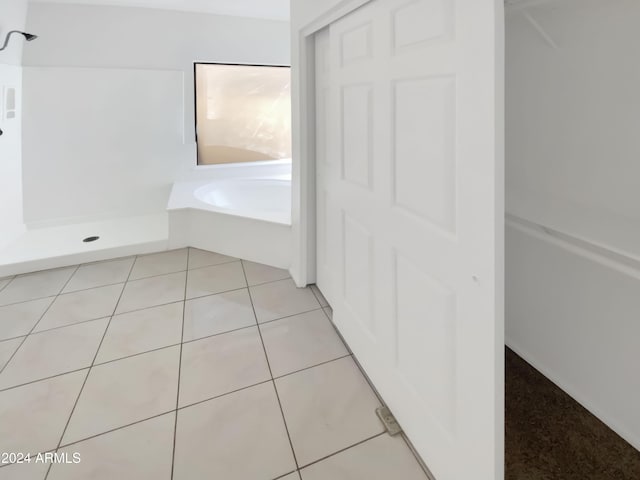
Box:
[315,1,504,479]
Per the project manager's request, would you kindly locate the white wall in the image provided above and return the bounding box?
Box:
[29,0,290,20]
[21,3,290,225]
[506,0,640,257]
[0,0,28,66]
[506,0,640,449]
[0,0,28,245]
[506,221,640,450]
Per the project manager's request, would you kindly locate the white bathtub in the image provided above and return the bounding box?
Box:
[167,168,292,269]
[193,178,291,225]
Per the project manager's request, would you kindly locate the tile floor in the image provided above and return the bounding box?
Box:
[0,248,429,480]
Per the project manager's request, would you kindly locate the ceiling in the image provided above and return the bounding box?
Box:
[28,0,290,20]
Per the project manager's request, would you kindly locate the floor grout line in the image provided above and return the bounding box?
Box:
[0,367,90,394]
[308,284,328,309]
[400,431,437,480]
[1,263,96,279]
[296,299,434,474]
[240,260,302,472]
[43,257,137,480]
[0,344,352,396]
[55,409,176,451]
[113,276,297,317]
[0,333,27,344]
[170,248,189,480]
[0,307,334,394]
[128,259,240,283]
[0,265,80,378]
[297,432,387,470]
[273,470,300,480]
[272,354,353,381]
[256,307,325,327]
[176,379,273,412]
[0,250,425,479]
[315,309,431,476]
[0,276,15,294]
[0,294,57,309]
[50,379,273,454]
[0,266,79,308]
[42,378,273,454]
[2,281,312,345]
[0,261,291,310]
[18,314,120,339]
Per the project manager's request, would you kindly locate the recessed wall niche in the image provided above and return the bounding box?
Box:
[4,87,16,120]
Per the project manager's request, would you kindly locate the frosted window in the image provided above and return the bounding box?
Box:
[195,63,292,165]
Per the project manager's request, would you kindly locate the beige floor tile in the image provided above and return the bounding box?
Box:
[116,272,186,314]
[188,248,237,269]
[35,284,123,332]
[179,327,270,407]
[300,434,428,480]
[63,346,180,444]
[63,257,134,293]
[260,310,348,377]
[0,267,76,306]
[309,285,329,307]
[174,382,296,480]
[0,337,24,370]
[186,262,246,300]
[0,460,49,480]
[183,289,255,342]
[129,249,188,280]
[0,319,108,389]
[50,413,175,480]
[96,302,183,364]
[241,260,290,286]
[250,279,320,324]
[0,370,87,456]
[0,298,54,341]
[275,356,384,466]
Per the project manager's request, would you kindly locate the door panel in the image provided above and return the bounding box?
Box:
[315,1,504,479]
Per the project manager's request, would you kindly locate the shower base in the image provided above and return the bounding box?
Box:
[0,214,168,277]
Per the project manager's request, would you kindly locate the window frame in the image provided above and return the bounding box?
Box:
[193,61,292,166]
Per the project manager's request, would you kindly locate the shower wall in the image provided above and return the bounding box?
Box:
[0,0,28,246]
[20,3,290,226]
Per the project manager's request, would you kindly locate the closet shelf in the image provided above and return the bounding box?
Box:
[506,194,640,269]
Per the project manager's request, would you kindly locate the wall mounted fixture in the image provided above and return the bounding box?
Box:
[0,30,38,52]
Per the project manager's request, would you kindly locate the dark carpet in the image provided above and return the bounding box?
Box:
[505,348,640,480]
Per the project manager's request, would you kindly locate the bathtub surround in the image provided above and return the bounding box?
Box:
[21,3,290,225]
[168,162,292,269]
[0,2,291,276]
[0,159,292,277]
[0,0,29,248]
